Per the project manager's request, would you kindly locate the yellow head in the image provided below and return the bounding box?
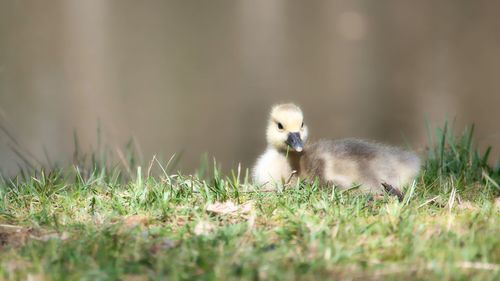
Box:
[266,103,308,152]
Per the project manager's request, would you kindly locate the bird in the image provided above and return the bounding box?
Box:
[252,103,421,198]
[252,103,309,189]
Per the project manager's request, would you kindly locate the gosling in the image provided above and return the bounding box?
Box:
[252,103,421,197]
[252,103,309,188]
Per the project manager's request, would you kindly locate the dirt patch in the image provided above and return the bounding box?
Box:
[0,224,33,249]
[205,201,254,215]
[111,215,152,231]
[122,215,151,228]
[0,224,69,250]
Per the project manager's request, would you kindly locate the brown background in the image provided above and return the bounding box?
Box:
[1,0,499,175]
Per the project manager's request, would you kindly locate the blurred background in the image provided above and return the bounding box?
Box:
[1,0,499,176]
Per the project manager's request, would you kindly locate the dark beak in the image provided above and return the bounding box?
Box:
[286,132,304,152]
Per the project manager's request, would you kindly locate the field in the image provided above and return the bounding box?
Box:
[1,125,499,281]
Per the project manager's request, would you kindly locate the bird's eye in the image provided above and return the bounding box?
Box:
[277,122,284,130]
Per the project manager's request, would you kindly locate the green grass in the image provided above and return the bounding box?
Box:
[0,125,499,281]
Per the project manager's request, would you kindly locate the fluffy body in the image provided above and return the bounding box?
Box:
[252,148,293,188]
[252,104,421,193]
[299,139,420,193]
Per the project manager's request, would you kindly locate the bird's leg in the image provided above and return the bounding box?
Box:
[381,182,404,202]
[286,170,297,184]
[282,170,298,190]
